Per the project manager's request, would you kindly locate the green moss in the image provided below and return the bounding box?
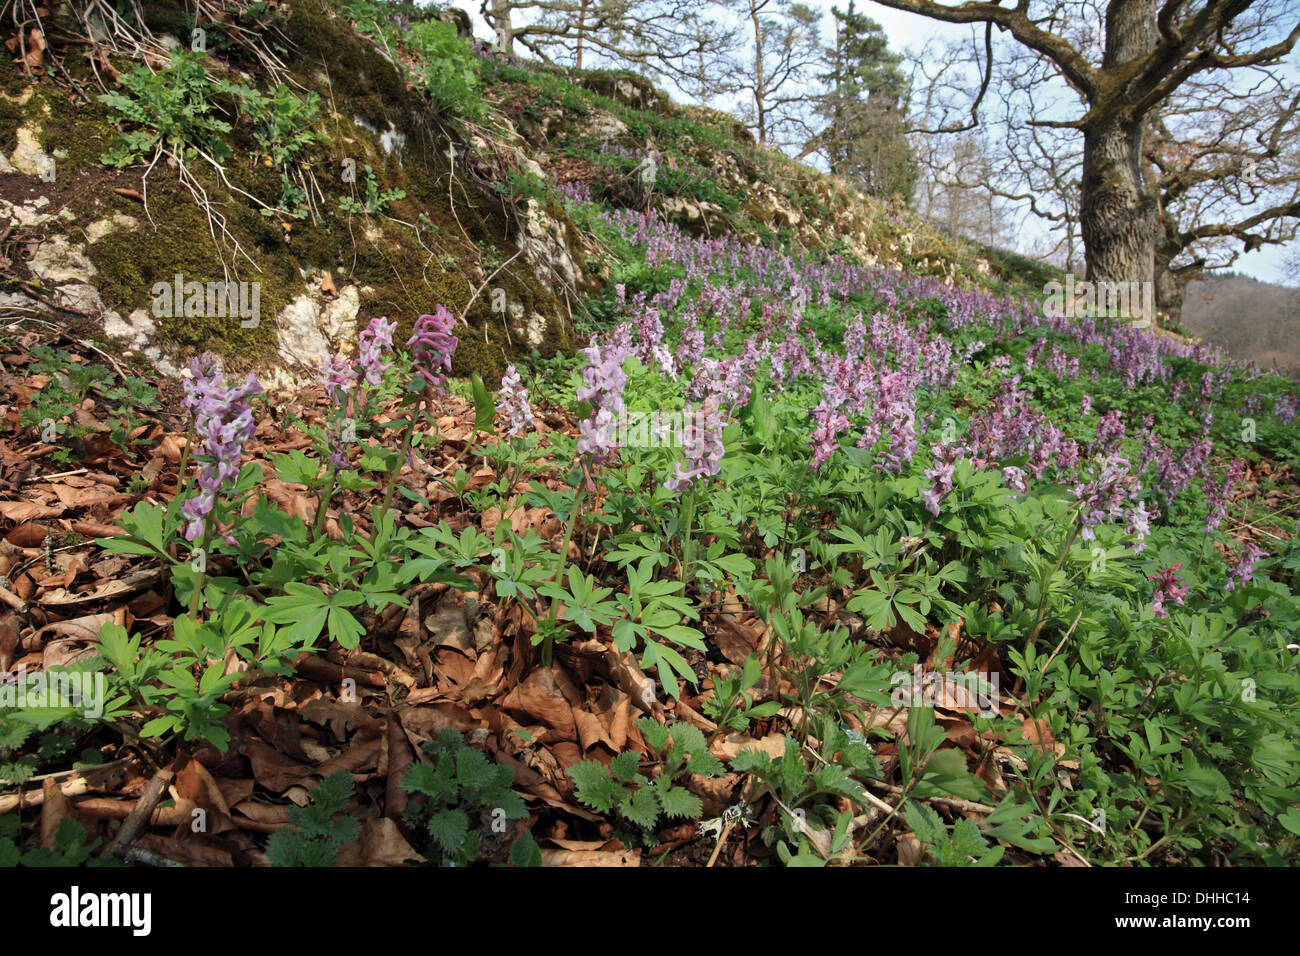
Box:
[30,82,115,169]
[574,69,671,115]
[353,228,473,327]
[139,0,192,37]
[0,95,20,155]
[452,325,507,383]
[0,43,25,97]
[283,0,417,137]
[87,188,285,368]
[7,0,584,383]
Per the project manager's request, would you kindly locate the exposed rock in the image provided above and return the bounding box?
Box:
[103,307,158,351]
[576,71,671,114]
[85,213,139,244]
[515,198,578,292]
[0,196,55,227]
[263,283,362,391]
[54,283,104,314]
[28,235,96,285]
[581,109,630,143]
[9,123,54,177]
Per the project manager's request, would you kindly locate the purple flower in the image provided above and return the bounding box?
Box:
[356,316,397,386]
[1203,459,1245,534]
[408,306,459,395]
[1149,564,1188,618]
[1073,453,1141,542]
[922,443,961,515]
[319,354,357,401]
[575,344,627,468]
[180,353,262,543]
[666,398,725,492]
[1002,465,1027,493]
[496,364,533,436]
[809,402,849,472]
[1092,410,1126,456]
[1225,541,1267,591]
[1126,502,1151,554]
[1276,394,1300,425]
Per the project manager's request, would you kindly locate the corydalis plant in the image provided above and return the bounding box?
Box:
[667,397,725,584]
[377,307,461,518]
[1150,564,1189,618]
[408,307,458,397]
[1226,542,1267,592]
[575,343,627,474]
[538,344,627,664]
[180,353,261,545]
[666,398,724,493]
[496,364,533,437]
[313,317,398,537]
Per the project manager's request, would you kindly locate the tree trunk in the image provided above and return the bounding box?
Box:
[576,0,588,69]
[490,0,514,54]
[1078,0,1159,326]
[751,5,766,145]
[1153,205,1187,325]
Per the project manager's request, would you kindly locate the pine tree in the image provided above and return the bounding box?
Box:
[811,3,917,200]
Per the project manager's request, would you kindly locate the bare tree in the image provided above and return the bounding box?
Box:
[870,0,1300,326]
[480,0,736,95]
[720,0,823,148]
[905,36,1021,248]
[1148,68,1300,321]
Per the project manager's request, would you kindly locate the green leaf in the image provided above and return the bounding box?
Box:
[471,373,496,434]
[636,718,671,753]
[621,785,660,830]
[567,760,620,813]
[609,750,641,783]
[509,830,542,867]
[729,747,773,773]
[659,784,702,820]
[326,606,365,649]
[455,747,499,790]
[1279,807,1300,837]
[426,808,470,855]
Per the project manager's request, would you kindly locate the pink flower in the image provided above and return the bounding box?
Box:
[667,398,725,492]
[496,365,533,436]
[408,306,459,395]
[1149,564,1189,617]
[1225,542,1267,591]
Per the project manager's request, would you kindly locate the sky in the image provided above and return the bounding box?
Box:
[460,1,1297,286]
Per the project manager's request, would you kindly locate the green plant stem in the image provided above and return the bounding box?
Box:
[780,460,813,546]
[312,466,338,541]
[1023,520,1082,660]
[680,486,696,583]
[379,414,418,518]
[188,525,212,617]
[163,423,197,588]
[540,487,586,666]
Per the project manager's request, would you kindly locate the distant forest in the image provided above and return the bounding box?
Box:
[1181,274,1300,380]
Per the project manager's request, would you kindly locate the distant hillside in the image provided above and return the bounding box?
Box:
[0,0,1044,390]
[1181,274,1300,379]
